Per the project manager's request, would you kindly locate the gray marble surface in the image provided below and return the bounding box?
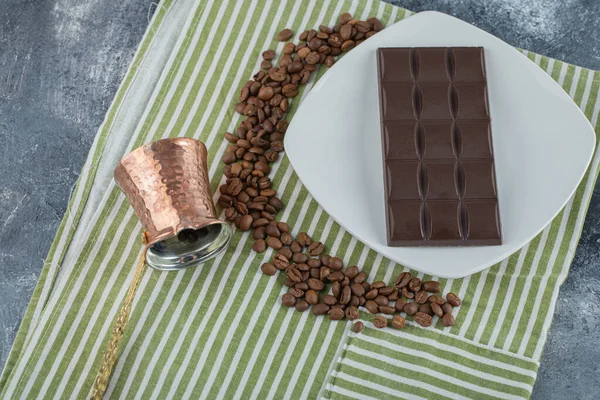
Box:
[0,0,598,398]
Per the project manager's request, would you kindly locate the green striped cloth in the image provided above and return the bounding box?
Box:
[1,0,599,398]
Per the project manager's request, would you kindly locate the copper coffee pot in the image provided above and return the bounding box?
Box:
[91,138,231,399]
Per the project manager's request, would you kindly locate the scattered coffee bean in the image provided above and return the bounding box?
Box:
[353,321,364,333]
[428,295,445,305]
[253,239,267,253]
[331,282,341,297]
[414,312,433,327]
[404,302,418,316]
[422,280,441,293]
[378,305,395,315]
[371,281,385,290]
[351,283,365,297]
[322,294,337,306]
[261,263,277,276]
[365,300,379,314]
[387,289,399,301]
[328,271,345,282]
[373,316,388,329]
[277,28,294,41]
[374,295,389,307]
[344,266,359,279]
[402,287,414,299]
[419,304,433,316]
[297,232,312,246]
[328,308,345,320]
[408,278,421,292]
[290,288,304,298]
[346,306,359,320]
[415,291,428,304]
[447,293,461,307]
[378,286,394,297]
[365,289,378,300]
[340,286,352,305]
[290,241,302,253]
[277,247,293,261]
[312,303,330,316]
[305,289,319,305]
[295,299,310,312]
[442,302,453,314]
[391,315,406,329]
[308,277,325,291]
[282,293,296,307]
[395,298,407,312]
[395,272,411,289]
[307,241,325,256]
[431,303,443,318]
[442,313,455,327]
[354,272,367,284]
[329,257,344,271]
[292,252,309,264]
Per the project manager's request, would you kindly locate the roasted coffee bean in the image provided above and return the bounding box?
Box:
[258,86,274,101]
[277,221,290,233]
[265,224,280,238]
[260,60,272,70]
[365,300,379,314]
[283,42,295,54]
[320,254,331,266]
[305,289,318,305]
[408,278,421,292]
[307,258,321,268]
[277,29,294,41]
[341,40,355,51]
[328,308,345,321]
[341,276,350,287]
[349,295,360,308]
[353,321,364,333]
[253,239,267,253]
[330,304,345,311]
[282,293,296,307]
[277,247,293,260]
[415,291,428,304]
[262,49,276,60]
[312,303,330,316]
[316,31,329,40]
[354,272,367,284]
[225,207,238,221]
[414,312,433,327]
[391,315,406,329]
[269,197,284,211]
[419,304,433,316]
[374,295,389,307]
[328,271,345,282]
[289,288,304,298]
[251,218,269,228]
[297,46,311,59]
[310,268,320,279]
[431,303,443,318]
[299,29,309,41]
[288,61,304,74]
[344,266,359,279]
[370,281,384,290]
[373,315,388,329]
[297,232,312,247]
[442,302,453,314]
[273,253,290,270]
[378,286,394,296]
[422,280,441,293]
[331,282,341,297]
[286,266,303,283]
[395,298,407,312]
[290,241,302,253]
[308,278,325,291]
[442,313,455,327]
[295,300,310,312]
[329,257,344,271]
[340,24,353,40]
[282,83,298,97]
[340,286,352,305]
[307,241,325,256]
[428,295,445,305]
[378,305,395,315]
[351,283,365,297]
[355,20,371,33]
[395,272,412,289]
[238,214,253,231]
[279,232,293,246]
[297,263,310,272]
[322,294,337,306]
[261,263,277,276]
[292,252,309,264]
[368,16,383,31]
[295,282,309,291]
[358,296,366,306]
[346,306,360,320]
[318,44,331,55]
[365,289,378,300]
[404,302,418,316]
[340,12,352,24]
[388,289,399,301]
[447,292,461,307]
[283,278,295,287]
[319,267,330,281]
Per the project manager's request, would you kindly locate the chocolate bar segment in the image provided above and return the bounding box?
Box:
[377,47,501,246]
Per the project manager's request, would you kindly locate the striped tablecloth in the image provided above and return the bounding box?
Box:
[2,0,599,398]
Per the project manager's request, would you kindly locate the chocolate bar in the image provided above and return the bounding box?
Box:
[377,47,502,246]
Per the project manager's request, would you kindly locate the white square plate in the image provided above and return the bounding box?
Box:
[284,11,595,278]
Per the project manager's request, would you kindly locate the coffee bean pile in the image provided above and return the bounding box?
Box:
[218,12,461,330]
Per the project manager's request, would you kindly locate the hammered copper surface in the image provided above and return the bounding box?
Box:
[114,138,223,249]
